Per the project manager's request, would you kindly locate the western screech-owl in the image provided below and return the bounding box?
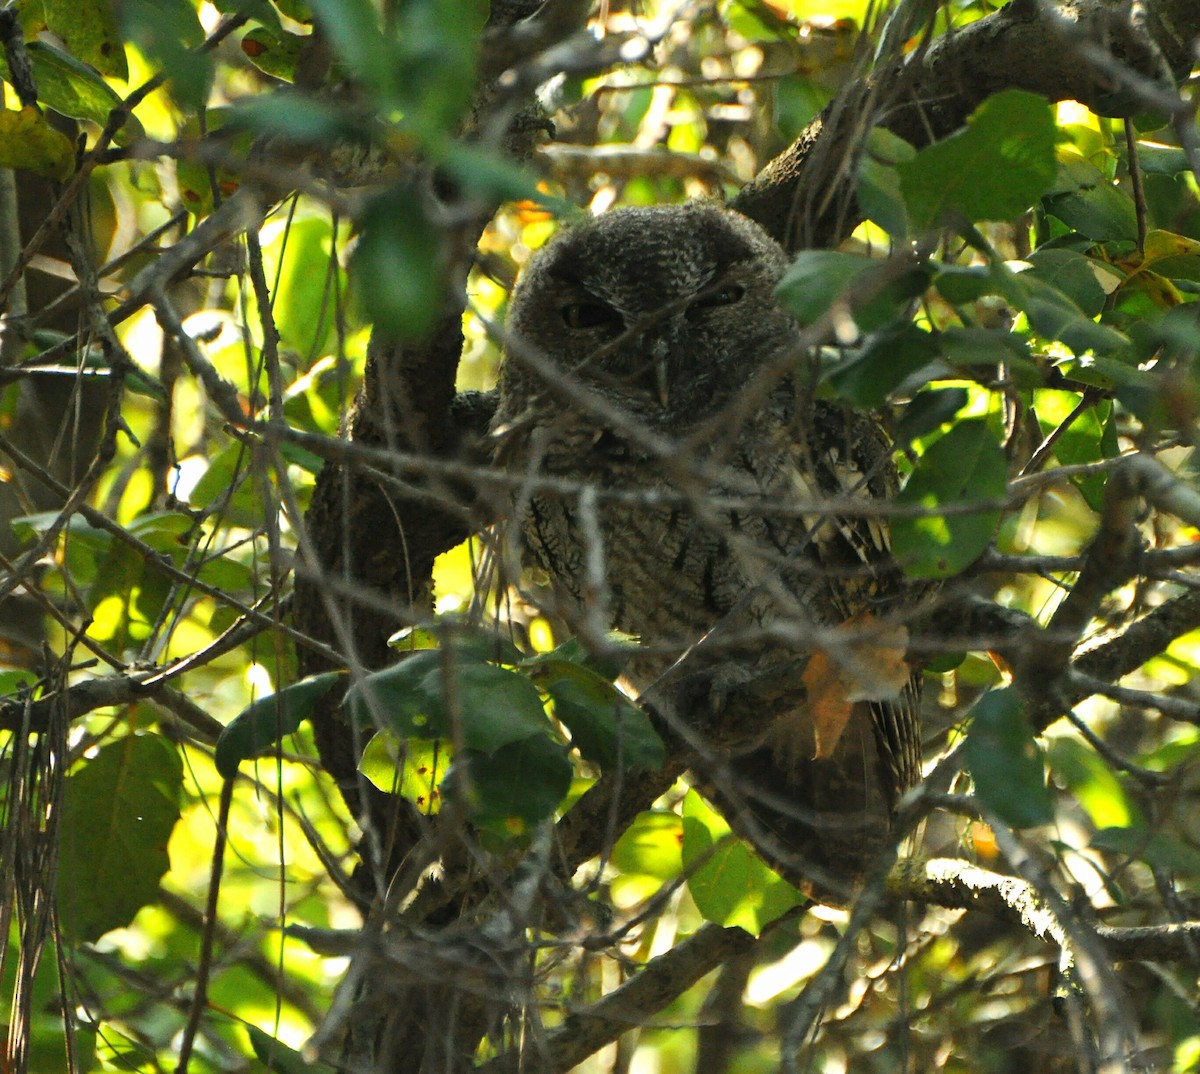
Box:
[492,202,920,887]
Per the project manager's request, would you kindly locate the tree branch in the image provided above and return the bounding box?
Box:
[476,922,761,1074]
[895,858,1200,963]
[731,0,1200,250]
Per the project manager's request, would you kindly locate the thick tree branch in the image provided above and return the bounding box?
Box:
[476,922,761,1074]
[732,0,1200,249]
[896,858,1200,962]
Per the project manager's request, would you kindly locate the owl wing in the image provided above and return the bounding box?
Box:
[783,400,924,807]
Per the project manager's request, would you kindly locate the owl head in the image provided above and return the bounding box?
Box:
[497,202,797,427]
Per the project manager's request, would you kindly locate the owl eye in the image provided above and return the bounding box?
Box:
[561,301,622,330]
[689,283,746,314]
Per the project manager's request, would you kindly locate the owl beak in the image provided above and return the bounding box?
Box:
[643,326,681,408]
[654,358,670,407]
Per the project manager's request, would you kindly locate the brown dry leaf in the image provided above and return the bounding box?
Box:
[802,647,854,760]
[802,614,911,759]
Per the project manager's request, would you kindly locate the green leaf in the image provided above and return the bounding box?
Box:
[939,327,1033,370]
[775,251,874,325]
[58,735,183,942]
[451,734,574,831]
[0,40,140,142]
[680,791,803,935]
[1046,736,1138,831]
[118,0,211,108]
[307,0,393,101]
[345,652,552,755]
[17,0,127,78]
[1024,249,1109,318]
[226,90,366,146]
[352,185,444,342]
[965,687,1052,829]
[524,634,638,683]
[239,25,305,82]
[1135,141,1189,176]
[1033,391,1115,510]
[824,322,940,407]
[210,0,278,23]
[611,810,685,883]
[187,442,262,527]
[440,143,538,205]
[0,106,74,180]
[257,216,345,359]
[215,671,344,778]
[1043,153,1138,242]
[388,625,524,665]
[856,127,915,239]
[527,658,664,771]
[777,252,929,333]
[1092,826,1200,873]
[892,387,969,447]
[899,90,1057,231]
[273,0,312,22]
[933,263,993,304]
[246,1025,335,1073]
[358,733,446,810]
[1009,272,1132,358]
[390,0,485,135]
[891,418,1007,578]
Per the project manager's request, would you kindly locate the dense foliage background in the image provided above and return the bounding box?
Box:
[1,0,1199,1072]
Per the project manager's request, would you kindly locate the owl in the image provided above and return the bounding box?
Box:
[492,202,921,889]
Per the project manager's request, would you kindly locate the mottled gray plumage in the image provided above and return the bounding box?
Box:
[493,202,920,886]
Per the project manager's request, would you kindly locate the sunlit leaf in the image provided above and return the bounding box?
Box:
[892,418,1007,578]
[0,106,74,180]
[611,810,685,883]
[16,0,127,78]
[258,216,345,359]
[899,90,1057,230]
[239,25,305,81]
[358,733,446,812]
[0,40,140,142]
[681,791,803,935]
[1046,736,1138,831]
[1033,391,1115,509]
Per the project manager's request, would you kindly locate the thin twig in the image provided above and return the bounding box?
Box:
[174,777,234,1074]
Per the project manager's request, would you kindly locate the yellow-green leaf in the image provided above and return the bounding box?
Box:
[17,0,127,78]
[0,106,74,179]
